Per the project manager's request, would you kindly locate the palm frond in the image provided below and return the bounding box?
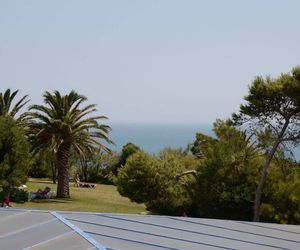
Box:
[28,90,113,156]
[0,89,29,118]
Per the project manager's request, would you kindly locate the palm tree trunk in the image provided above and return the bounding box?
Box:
[56,142,71,198]
[253,120,289,222]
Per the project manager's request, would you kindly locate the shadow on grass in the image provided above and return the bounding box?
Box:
[29,180,56,185]
[30,198,73,204]
[29,180,75,187]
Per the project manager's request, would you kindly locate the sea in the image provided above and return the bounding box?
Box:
[108,123,213,154]
[108,123,300,161]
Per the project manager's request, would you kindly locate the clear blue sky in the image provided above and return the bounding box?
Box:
[1,0,299,124]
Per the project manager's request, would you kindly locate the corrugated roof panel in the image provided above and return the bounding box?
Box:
[63,212,300,250]
[29,231,97,250]
[1,208,300,250]
[63,213,232,250]
[0,209,96,250]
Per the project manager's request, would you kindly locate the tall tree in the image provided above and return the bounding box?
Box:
[27,90,113,198]
[0,89,29,119]
[0,116,31,196]
[233,66,300,221]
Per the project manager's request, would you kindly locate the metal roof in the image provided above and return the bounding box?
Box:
[1,208,300,250]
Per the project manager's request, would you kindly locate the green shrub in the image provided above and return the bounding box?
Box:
[117,149,198,215]
[0,188,29,203]
[9,188,29,203]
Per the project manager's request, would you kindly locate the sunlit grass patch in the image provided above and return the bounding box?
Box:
[12,178,146,214]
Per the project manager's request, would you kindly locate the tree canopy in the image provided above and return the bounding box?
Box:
[193,121,260,219]
[233,66,300,221]
[0,116,31,195]
[117,148,198,215]
[113,142,141,175]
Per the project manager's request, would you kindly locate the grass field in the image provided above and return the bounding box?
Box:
[11,178,146,214]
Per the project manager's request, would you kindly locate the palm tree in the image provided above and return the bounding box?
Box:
[27,90,113,198]
[0,89,29,119]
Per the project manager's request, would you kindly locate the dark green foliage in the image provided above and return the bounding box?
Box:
[151,148,198,215]
[189,120,260,220]
[29,151,54,178]
[237,69,300,125]
[233,66,300,221]
[117,152,158,203]
[190,133,216,159]
[0,116,31,195]
[261,160,300,224]
[0,188,29,203]
[113,143,140,175]
[117,149,198,215]
[29,163,51,178]
[189,121,300,224]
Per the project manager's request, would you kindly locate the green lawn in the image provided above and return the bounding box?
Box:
[12,178,146,214]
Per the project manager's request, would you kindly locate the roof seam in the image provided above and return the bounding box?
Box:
[69,218,290,250]
[50,211,107,250]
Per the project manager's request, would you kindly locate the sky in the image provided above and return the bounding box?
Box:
[0,0,300,125]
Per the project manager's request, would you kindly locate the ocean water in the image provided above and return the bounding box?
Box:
[108,123,213,154]
[107,123,300,160]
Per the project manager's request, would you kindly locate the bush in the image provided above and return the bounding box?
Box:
[9,188,29,203]
[188,121,260,220]
[261,161,300,224]
[117,149,198,215]
[0,188,29,203]
[117,152,158,203]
